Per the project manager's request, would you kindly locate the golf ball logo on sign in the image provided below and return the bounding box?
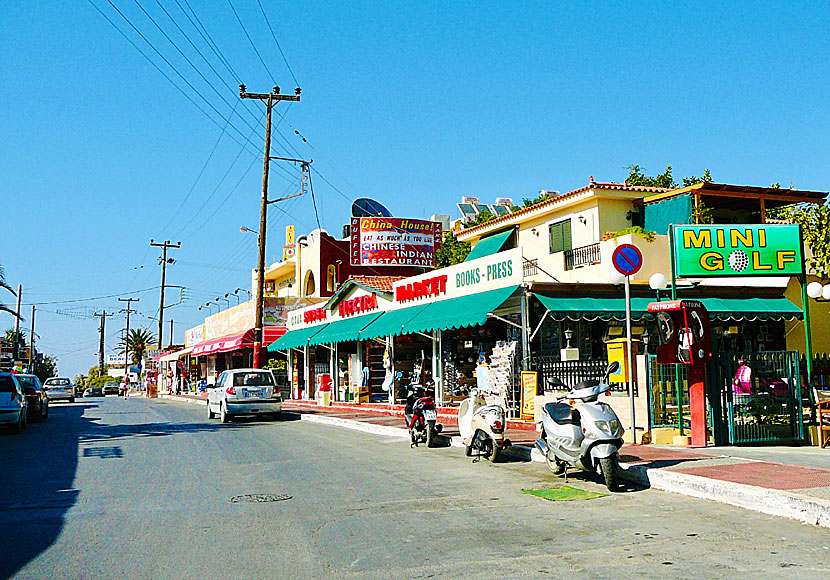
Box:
[672,224,803,278]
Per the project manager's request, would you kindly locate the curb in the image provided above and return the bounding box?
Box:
[158,394,206,405]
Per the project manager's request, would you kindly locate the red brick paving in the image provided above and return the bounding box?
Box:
[671,461,830,490]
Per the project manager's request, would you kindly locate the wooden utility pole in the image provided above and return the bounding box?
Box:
[13,285,21,361]
[28,305,35,373]
[93,310,114,375]
[150,239,181,348]
[118,297,139,376]
[239,84,301,368]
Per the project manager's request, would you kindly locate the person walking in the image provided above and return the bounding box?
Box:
[123,375,131,399]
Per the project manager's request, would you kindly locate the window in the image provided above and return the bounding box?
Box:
[233,372,275,387]
[305,272,316,296]
[549,219,572,254]
[326,264,336,292]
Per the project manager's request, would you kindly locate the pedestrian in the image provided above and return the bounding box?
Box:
[733,358,752,395]
[123,375,131,399]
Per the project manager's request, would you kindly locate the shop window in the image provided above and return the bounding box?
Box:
[304,271,316,296]
[549,219,572,254]
[326,264,336,292]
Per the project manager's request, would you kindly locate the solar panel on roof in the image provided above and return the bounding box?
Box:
[490,205,511,216]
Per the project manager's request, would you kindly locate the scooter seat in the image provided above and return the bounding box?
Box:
[545,402,580,425]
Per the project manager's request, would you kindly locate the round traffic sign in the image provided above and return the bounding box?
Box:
[612,244,643,276]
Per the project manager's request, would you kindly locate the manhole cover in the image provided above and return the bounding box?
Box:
[229,493,292,504]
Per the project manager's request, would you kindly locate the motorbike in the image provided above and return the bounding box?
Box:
[400,371,443,447]
[535,361,624,490]
[458,388,510,463]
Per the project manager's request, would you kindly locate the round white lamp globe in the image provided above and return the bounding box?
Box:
[609,270,626,285]
[649,272,668,290]
[807,281,823,299]
[823,284,830,301]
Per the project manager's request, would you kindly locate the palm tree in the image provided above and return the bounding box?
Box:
[0,265,20,318]
[119,328,156,365]
[3,329,26,349]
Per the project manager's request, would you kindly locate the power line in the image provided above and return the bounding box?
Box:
[226,0,277,84]
[21,287,159,306]
[255,0,299,86]
[308,165,322,230]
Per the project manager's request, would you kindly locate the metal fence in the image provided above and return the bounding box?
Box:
[564,243,601,271]
[530,356,619,392]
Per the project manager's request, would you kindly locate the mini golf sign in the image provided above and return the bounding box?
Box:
[672,224,803,277]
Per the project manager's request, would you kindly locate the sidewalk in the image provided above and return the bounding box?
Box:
[159,393,830,528]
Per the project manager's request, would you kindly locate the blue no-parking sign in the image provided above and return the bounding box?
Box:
[612,244,643,276]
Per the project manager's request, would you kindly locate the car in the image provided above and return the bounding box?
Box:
[15,374,49,422]
[206,369,282,423]
[102,383,120,396]
[0,373,27,433]
[83,387,104,398]
[43,377,75,403]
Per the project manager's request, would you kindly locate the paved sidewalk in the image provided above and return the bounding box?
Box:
[159,393,830,528]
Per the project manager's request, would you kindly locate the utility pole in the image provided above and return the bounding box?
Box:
[93,310,113,375]
[28,305,35,373]
[239,84,301,368]
[169,319,174,348]
[150,239,181,348]
[13,285,21,361]
[118,297,139,377]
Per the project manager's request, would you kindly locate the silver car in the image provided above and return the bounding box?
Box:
[43,377,75,403]
[207,369,282,423]
[0,373,27,433]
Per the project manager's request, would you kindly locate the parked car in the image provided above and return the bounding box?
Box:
[83,387,104,398]
[102,383,120,396]
[207,369,282,423]
[15,374,48,422]
[43,377,75,403]
[0,373,26,433]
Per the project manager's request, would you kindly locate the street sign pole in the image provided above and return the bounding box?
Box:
[669,225,684,436]
[624,273,636,442]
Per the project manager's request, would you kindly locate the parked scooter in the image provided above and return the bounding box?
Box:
[535,361,624,490]
[458,388,510,463]
[399,371,443,447]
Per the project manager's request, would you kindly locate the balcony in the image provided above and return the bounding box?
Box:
[523,258,539,277]
[564,243,601,271]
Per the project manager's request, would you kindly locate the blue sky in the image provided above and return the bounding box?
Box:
[1,1,828,378]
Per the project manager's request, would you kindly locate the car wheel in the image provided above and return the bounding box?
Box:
[207,402,216,420]
[11,412,23,434]
[220,403,230,423]
[70,397,75,403]
[272,411,281,421]
[42,404,48,420]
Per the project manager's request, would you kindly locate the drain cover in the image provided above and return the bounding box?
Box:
[229,493,292,504]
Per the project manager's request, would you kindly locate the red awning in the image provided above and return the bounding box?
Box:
[191,326,287,356]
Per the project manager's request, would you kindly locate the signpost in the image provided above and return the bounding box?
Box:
[612,244,643,442]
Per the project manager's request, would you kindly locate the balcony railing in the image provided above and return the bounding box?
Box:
[523,258,539,277]
[564,243,601,271]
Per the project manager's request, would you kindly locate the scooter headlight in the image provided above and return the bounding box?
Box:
[594,420,612,435]
[609,419,622,437]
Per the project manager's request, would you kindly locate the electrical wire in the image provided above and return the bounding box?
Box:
[225,0,277,84]
[20,287,160,306]
[308,166,322,230]
[255,0,299,86]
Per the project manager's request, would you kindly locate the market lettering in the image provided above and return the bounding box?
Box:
[456,268,481,288]
[396,275,447,302]
[338,293,379,316]
[303,307,327,323]
[486,259,513,281]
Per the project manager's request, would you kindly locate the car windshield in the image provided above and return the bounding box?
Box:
[232,372,274,387]
[46,379,70,386]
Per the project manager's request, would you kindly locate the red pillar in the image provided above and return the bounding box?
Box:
[689,363,707,446]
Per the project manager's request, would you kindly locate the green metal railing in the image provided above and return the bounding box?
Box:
[647,356,690,429]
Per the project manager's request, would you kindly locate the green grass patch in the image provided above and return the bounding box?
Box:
[522,486,608,502]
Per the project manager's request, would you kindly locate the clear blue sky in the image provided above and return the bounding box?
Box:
[1,1,828,378]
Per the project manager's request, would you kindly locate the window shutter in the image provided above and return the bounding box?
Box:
[549,223,562,254]
[562,219,572,252]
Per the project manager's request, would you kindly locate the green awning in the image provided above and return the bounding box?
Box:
[359,304,432,340]
[267,324,329,351]
[403,285,521,334]
[532,294,803,322]
[306,313,382,346]
[464,229,513,262]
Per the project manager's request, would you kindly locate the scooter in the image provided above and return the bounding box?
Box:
[400,371,443,447]
[535,361,624,490]
[458,388,510,463]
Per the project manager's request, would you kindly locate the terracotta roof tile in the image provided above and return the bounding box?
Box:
[347,275,405,293]
[458,181,669,237]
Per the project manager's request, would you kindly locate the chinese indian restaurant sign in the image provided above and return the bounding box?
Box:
[672,224,803,277]
[350,217,442,267]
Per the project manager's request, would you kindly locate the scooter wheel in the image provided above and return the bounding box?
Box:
[464,443,473,457]
[545,450,566,476]
[488,443,500,463]
[599,455,619,491]
[425,423,436,447]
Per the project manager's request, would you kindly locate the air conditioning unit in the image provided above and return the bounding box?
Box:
[461,196,480,205]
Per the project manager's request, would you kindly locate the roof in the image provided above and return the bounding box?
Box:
[346,275,405,294]
[640,182,827,208]
[458,180,669,238]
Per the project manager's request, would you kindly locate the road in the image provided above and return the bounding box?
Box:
[1,396,829,579]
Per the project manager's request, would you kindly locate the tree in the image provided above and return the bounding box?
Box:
[623,164,712,189]
[768,203,830,280]
[435,232,471,267]
[119,328,156,365]
[32,354,58,383]
[0,265,19,318]
[3,329,26,349]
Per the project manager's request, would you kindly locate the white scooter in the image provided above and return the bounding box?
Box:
[458,388,510,463]
[535,361,624,490]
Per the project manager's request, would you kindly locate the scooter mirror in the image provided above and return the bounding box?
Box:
[605,361,621,379]
[395,372,403,379]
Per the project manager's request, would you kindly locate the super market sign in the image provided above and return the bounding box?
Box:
[672,224,803,277]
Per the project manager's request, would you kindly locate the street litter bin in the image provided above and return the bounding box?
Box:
[317,374,333,406]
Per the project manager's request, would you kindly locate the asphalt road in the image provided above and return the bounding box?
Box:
[1,396,829,579]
